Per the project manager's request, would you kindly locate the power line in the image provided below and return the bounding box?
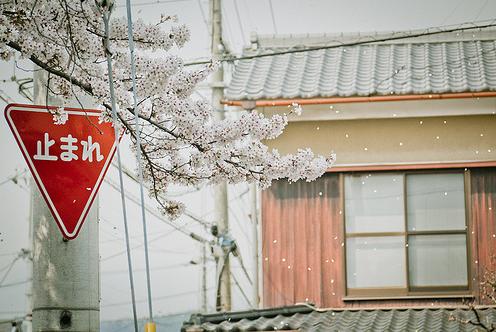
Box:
[196,0,210,36]
[100,223,184,245]
[102,262,193,275]
[221,1,235,50]
[0,252,19,258]
[111,162,213,229]
[0,87,13,104]
[184,21,496,66]
[0,311,25,316]
[102,287,215,307]
[115,0,192,8]
[0,169,27,187]
[233,0,247,45]
[0,256,20,286]
[228,205,251,244]
[100,225,195,261]
[267,0,278,35]
[0,279,30,288]
[474,0,490,21]
[241,0,256,35]
[441,0,465,26]
[100,222,194,255]
[104,176,208,243]
[232,273,252,307]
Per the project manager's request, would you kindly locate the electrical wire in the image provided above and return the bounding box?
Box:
[233,0,247,45]
[102,262,193,275]
[233,253,252,285]
[102,287,215,307]
[183,21,496,66]
[110,162,213,229]
[197,0,210,36]
[0,256,20,286]
[267,0,278,35]
[0,170,27,187]
[440,0,465,26]
[115,0,192,8]
[221,1,235,51]
[102,9,139,332]
[0,279,31,288]
[104,176,208,242]
[0,252,18,258]
[100,224,185,245]
[125,0,155,322]
[100,223,196,262]
[474,0,490,21]
[229,205,251,244]
[99,220,194,255]
[232,272,252,307]
[241,0,256,35]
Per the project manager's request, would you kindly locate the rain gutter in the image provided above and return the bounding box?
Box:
[221,91,496,109]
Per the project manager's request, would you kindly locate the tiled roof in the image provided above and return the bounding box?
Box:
[225,33,496,101]
[182,305,496,332]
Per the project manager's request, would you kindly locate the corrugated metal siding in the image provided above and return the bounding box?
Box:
[226,40,496,100]
[262,173,343,308]
[262,168,496,309]
[471,168,496,304]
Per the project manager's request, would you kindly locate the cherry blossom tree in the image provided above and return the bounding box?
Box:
[0,0,334,217]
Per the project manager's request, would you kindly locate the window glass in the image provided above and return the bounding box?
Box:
[345,174,404,233]
[346,236,406,288]
[408,234,468,287]
[407,173,466,231]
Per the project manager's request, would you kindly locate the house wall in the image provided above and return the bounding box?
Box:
[263,114,496,166]
[262,168,496,309]
[260,103,496,309]
[259,97,496,122]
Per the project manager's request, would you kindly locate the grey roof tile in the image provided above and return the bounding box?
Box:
[183,306,496,332]
[225,39,496,101]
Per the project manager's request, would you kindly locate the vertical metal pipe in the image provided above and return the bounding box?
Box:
[210,0,231,312]
[102,11,139,332]
[124,0,154,323]
[250,183,259,308]
[202,243,208,312]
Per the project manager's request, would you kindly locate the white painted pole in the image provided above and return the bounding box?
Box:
[31,70,99,331]
[201,242,208,312]
[250,183,259,309]
[26,178,34,315]
[210,0,231,312]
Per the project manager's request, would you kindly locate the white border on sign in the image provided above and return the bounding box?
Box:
[5,105,117,239]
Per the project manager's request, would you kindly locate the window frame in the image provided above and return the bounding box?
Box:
[342,169,471,298]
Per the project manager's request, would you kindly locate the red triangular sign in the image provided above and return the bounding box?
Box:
[5,104,118,240]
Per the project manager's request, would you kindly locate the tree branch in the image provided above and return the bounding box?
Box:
[7,41,93,93]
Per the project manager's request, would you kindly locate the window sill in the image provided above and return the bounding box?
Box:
[342,294,474,301]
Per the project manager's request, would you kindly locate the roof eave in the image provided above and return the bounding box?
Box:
[222,91,496,109]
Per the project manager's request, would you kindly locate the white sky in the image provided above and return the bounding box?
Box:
[0,0,495,323]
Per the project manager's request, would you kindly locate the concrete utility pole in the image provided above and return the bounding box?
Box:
[210,0,231,312]
[31,70,99,331]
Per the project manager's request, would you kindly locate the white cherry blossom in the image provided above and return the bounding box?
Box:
[0,0,335,218]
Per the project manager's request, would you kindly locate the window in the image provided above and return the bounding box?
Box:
[344,172,469,297]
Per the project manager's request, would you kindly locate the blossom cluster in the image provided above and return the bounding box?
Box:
[0,0,335,218]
